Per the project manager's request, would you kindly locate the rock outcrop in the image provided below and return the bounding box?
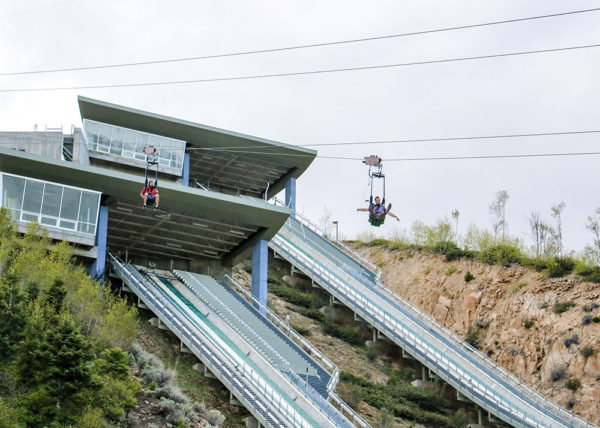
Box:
[360,247,600,426]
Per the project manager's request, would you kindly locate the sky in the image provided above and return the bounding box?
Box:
[0,0,599,254]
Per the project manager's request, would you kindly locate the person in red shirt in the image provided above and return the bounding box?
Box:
[141,180,159,210]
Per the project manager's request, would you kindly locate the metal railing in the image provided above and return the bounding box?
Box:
[270,233,595,428]
[272,197,381,278]
[109,253,315,428]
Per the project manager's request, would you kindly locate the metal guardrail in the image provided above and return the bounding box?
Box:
[168,269,354,428]
[276,220,595,428]
[271,232,596,428]
[221,273,370,428]
[271,197,381,278]
[109,253,314,428]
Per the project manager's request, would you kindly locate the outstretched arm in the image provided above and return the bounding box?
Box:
[357,208,369,212]
[388,211,400,221]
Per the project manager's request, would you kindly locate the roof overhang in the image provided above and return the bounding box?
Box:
[78,96,317,198]
[0,148,290,264]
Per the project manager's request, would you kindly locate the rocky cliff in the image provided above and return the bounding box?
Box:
[359,247,600,425]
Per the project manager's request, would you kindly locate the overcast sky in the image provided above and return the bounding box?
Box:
[1,0,599,254]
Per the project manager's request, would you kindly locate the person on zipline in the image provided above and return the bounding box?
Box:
[357,196,399,225]
[141,180,160,210]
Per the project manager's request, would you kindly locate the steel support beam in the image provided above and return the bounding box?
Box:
[285,177,296,211]
[252,239,268,314]
[90,205,109,281]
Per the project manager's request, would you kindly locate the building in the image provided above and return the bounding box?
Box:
[0,96,316,306]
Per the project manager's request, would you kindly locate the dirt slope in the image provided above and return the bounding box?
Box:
[359,247,600,425]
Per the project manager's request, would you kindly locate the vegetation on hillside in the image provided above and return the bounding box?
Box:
[0,208,138,427]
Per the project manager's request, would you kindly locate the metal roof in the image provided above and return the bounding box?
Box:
[78,96,317,198]
[0,147,290,264]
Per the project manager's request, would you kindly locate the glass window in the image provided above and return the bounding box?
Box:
[22,213,39,223]
[110,127,124,155]
[98,124,112,152]
[79,192,99,224]
[77,223,94,234]
[59,220,76,230]
[2,175,25,210]
[85,120,99,150]
[41,183,62,217]
[41,217,57,227]
[22,180,44,214]
[60,188,81,221]
[123,129,136,155]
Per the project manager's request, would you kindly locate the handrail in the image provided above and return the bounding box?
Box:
[170,270,353,427]
[270,233,595,428]
[280,224,591,427]
[222,273,340,389]
[272,197,381,278]
[109,253,314,428]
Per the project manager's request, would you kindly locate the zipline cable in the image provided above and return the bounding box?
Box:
[1,7,598,75]
[1,43,598,93]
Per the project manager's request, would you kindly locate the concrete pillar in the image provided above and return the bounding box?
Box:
[182,152,190,186]
[90,205,109,281]
[285,177,296,212]
[252,239,268,314]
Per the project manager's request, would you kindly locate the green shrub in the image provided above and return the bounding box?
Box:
[540,301,549,309]
[448,409,471,428]
[268,282,313,307]
[581,345,596,358]
[474,319,489,329]
[290,323,311,336]
[323,323,365,347]
[594,316,600,323]
[337,382,363,408]
[294,306,327,323]
[523,319,535,329]
[478,244,522,266]
[546,257,575,278]
[367,239,390,247]
[446,266,457,276]
[511,281,528,292]
[553,301,576,314]
[465,326,481,349]
[566,377,581,392]
[550,364,567,381]
[464,271,475,283]
[583,302,599,312]
[563,334,579,347]
[574,262,600,283]
[582,314,593,325]
[206,409,226,426]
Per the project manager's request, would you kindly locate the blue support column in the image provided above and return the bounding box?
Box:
[182,153,190,187]
[285,177,296,212]
[252,239,268,314]
[90,205,109,281]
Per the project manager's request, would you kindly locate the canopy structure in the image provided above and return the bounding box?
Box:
[0,147,290,264]
[78,96,317,198]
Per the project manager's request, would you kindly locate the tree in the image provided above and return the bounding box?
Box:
[529,211,543,257]
[451,209,460,243]
[45,279,67,314]
[489,190,509,241]
[585,207,600,264]
[551,202,566,257]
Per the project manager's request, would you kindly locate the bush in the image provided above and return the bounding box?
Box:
[290,323,311,336]
[268,282,313,307]
[553,301,576,315]
[448,409,471,428]
[581,345,596,358]
[294,306,327,323]
[546,257,575,278]
[366,239,390,247]
[323,322,365,347]
[465,326,480,349]
[582,302,599,312]
[523,319,535,329]
[474,318,489,329]
[563,334,579,347]
[540,301,549,309]
[550,364,567,381]
[478,244,522,266]
[206,409,226,426]
[566,377,581,392]
[375,407,395,428]
[464,271,475,283]
[446,266,457,276]
[594,316,600,323]
[582,314,593,325]
[575,263,600,283]
[338,382,363,408]
[154,385,187,404]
